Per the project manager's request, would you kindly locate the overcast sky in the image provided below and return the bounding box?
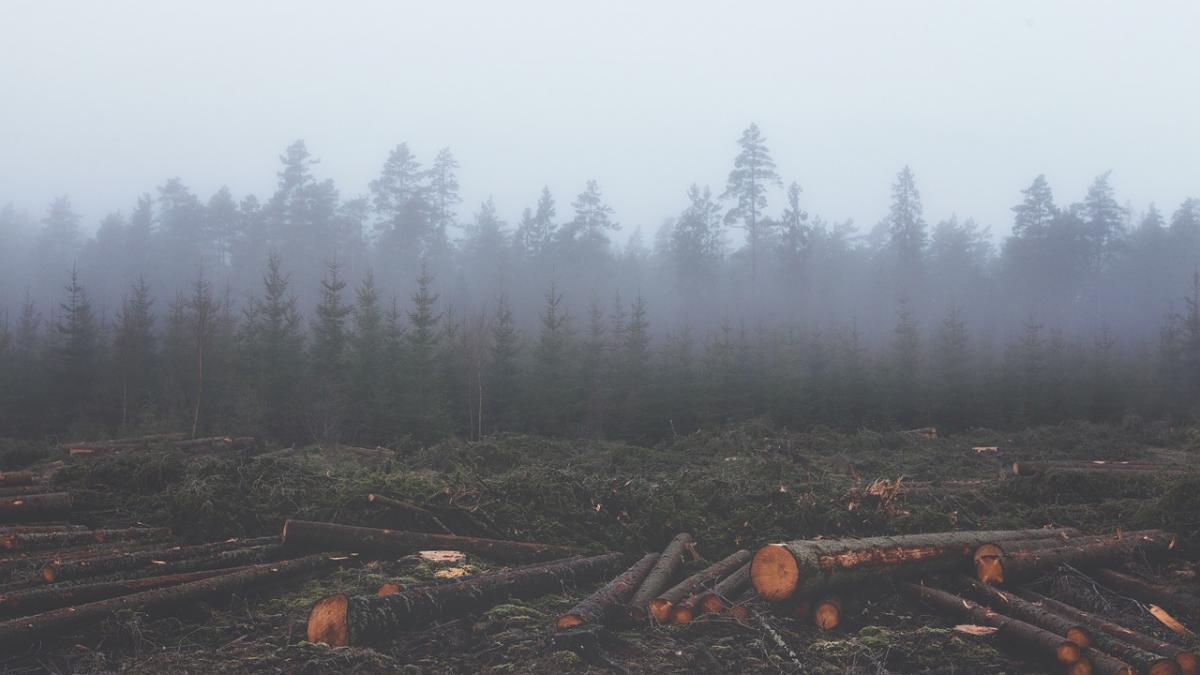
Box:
[1,0,1197,242]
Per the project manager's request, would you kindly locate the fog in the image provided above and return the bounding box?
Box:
[2,1,1200,442]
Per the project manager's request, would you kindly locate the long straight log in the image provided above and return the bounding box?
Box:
[282,519,587,564]
[62,544,287,584]
[0,565,251,617]
[974,531,1169,584]
[957,576,1092,647]
[753,528,1080,601]
[628,532,695,621]
[0,486,57,498]
[0,493,72,523]
[308,552,624,646]
[651,549,751,623]
[988,532,1176,585]
[41,536,276,582]
[0,472,35,487]
[0,553,353,647]
[62,432,186,449]
[1013,461,1183,477]
[1017,589,1199,675]
[366,494,452,534]
[556,552,658,629]
[0,525,88,535]
[2,527,171,552]
[901,581,1090,667]
[697,562,751,615]
[1094,568,1200,617]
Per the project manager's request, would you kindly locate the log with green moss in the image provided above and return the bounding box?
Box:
[556,552,658,629]
[752,528,1080,601]
[696,561,751,615]
[0,553,353,647]
[308,552,623,646]
[627,532,695,621]
[41,536,277,582]
[1017,589,1198,675]
[0,493,72,523]
[0,566,251,617]
[901,581,1085,667]
[282,519,588,564]
[984,532,1175,585]
[649,549,751,623]
[2,527,170,552]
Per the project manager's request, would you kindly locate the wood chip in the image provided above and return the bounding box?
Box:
[1148,605,1195,636]
[953,624,999,637]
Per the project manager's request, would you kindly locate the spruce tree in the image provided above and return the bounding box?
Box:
[55,268,100,431]
[488,295,522,433]
[531,284,574,434]
[240,256,305,442]
[310,260,352,442]
[402,264,451,443]
[112,278,156,430]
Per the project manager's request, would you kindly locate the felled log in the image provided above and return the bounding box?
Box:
[0,486,58,498]
[281,519,588,564]
[1094,568,1200,617]
[40,536,276,582]
[697,562,751,615]
[0,472,35,487]
[982,532,1176,585]
[0,566,251,617]
[727,588,757,621]
[974,531,1169,584]
[1017,589,1199,675]
[0,493,72,523]
[2,527,170,552]
[649,549,751,623]
[1012,461,1185,477]
[62,432,185,449]
[173,436,255,451]
[957,576,1092,647]
[0,525,88,535]
[337,445,395,459]
[366,494,451,534]
[752,528,1080,601]
[813,595,843,630]
[0,553,353,647]
[628,532,696,621]
[308,552,624,646]
[556,552,658,629]
[901,581,1085,666]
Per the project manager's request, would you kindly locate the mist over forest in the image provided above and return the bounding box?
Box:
[3,123,1199,445]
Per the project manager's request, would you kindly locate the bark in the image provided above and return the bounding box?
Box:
[901,581,1085,666]
[1013,461,1186,476]
[648,549,751,623]
[989,532,1175,585]
[366,494,452,534]
[556,552,658,629]
[281,519,589,564]
[1017,589,1198,675]
[0,553,352,647]
[958,576,1092,648]
[2,527,170,552]
[1079,649,1148,675]
[627,533,697,621]
[0,566,250,617]
[0,472,35,487]
[1093,568,1200,617]
[308,552,624,646]
[974,531,1169,584]
[727,588,757,621]
[41,536,277,582]
[697,562,751,615]
[753,528,1080,601]
[0,493,72,523]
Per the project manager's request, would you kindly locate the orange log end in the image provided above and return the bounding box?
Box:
[974,543,1005,585]
[307,593,350,647]
[1176,652,1199,675]
[813,601,840,630]
[1056,641,1082,665]
[751,544,799,602]
[648,598,673,623]
[376,583,401,597]
[1068,658,1093,675]
[1066,626,1091,649]
[555,614,584,630]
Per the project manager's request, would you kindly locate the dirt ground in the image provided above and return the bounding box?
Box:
[2,419,1198,673]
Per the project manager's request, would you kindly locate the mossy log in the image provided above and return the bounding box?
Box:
[308,552,624,646]
[1094,568,1200,617]
[958,576,1092,647]
[986,532,1175,585]
[366,494,452,534]
[0,566,250,617]
[282,519,588,564]
[0,472,35,487]
[0,553,352,647]
[1017,589,1198,675]
[41,536,277,582]
[628,532,696,621]
[697,562,751,615]
[648,549,751,623]
[901,581,1086,667]
[0,493,72,523]
[753,528,1080,601]
[2,527,170,552]
[974,531,1168,584]
[556,552,658,629]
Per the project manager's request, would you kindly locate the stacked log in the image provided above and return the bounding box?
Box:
[958,576,1093,647]
[281,519,588,564]
[752,528,1079,601]
[978,531,1175,585]
[0,566,251,617]
[653,549,751,623]
[40,536,276,582]
[1093,568,1200,617]
[1012,461,1188,477]
[0,493,72,523]
[696,562,751,615]
[556,552,659,629]
[628,532,696,621]
[308,552,624,646]
[2,526,171,552]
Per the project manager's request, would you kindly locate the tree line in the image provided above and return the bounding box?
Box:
[2,124,1200,443]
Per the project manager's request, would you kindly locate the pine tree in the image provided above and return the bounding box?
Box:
[515,187,557,261]
[617,295,651,438]
[371,143,431,266]
[777,181,810,270]
[530,284,574,434]
[671,184,724,292]
[1012,175,1057,239]
[309,260,353,442]
[722,123,781,282]
[560,180,617,260]
[55,267,100,431]
[348,272,392,441]
[888,166,927,288]
[112,278,156,430]
[426,147,461,243]
[402,264,451,442]
[240,256,305,442]
[184,274,220,437]
[932,306,971,429]
[488,295,522,433]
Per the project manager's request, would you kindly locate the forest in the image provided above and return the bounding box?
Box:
[2,124,1200,446]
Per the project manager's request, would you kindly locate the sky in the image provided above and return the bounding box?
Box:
[1,0,1197,242]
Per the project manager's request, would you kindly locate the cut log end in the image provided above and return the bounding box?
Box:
[307,593,350,647]
[1057,641,1083,665]
[1176,653,1199,675]
[377,583,400,597]
[728,604,750,620]
[698,593,725,614]
[813,600,840,630]
[41,566,56,583]
[670,605,693,625]
[1068,659,1094,675]
[555,614,584,630]
[1066,626,1092,649]
[1149,662,1184,675]
[648,598,672,623]
[973,544,1005,585]
[751,544,798,601]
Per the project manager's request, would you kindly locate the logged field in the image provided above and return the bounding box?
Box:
[0,420,1198,674]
